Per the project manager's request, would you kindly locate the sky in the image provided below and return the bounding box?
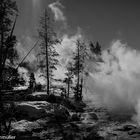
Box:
[15,0,140,50]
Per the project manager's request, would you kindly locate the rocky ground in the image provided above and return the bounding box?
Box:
[2,92,140,140]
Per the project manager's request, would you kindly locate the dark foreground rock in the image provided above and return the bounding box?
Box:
[88,112,98,121]
[25,94,86,112]
[50,104,70,122]
[128,128,140,135]
[123,124,137,131]
[11,120,34,136]
[15,102,48,121]
[70,113,81,122]
[14,101,71,122]
[25,94,47,101]
[85,129,104,140]
[15,136,41,140]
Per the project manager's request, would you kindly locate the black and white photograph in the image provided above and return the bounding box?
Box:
[0,0,140,139]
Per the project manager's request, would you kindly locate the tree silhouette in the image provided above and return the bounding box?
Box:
[37,9,60,95]
[0,0,18,135]
[63,62,73,97]
[90,41,101,56]
[2,66,25,90]
[29,72,36,91]
[73,40,87,101]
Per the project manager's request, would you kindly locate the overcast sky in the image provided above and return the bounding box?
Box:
[15,0,140,50]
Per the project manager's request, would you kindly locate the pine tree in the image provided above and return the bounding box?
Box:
[90,41,101,56]
[0,0,18,91]
[2,66,25,90]
[89,41,103,64]
[63,62,73,98]
[37,9,60,95]
[0,0,18,135]
[29,73,36,91]
[0,0,18,77]
[73,40,87,101]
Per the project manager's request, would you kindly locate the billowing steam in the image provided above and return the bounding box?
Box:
[54,30,83,79]
[18,67,29,86]
[48,1,67,28]
[85,40,140,123]
[49,1,66,22]
[16,36,37,63]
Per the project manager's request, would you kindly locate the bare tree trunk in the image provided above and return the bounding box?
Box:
[2,15,17,70]
[45,10,50,95]
[80,78,83,100]
[77,41,80,100]
[67,78,70,97]
[0,86,3,135]
[0,24,4,135]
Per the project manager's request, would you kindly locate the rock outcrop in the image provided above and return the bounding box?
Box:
[15,102,48,121]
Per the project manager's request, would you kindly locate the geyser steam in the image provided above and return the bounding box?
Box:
[85,40,140,123]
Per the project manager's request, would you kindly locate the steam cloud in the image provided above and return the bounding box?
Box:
[85,40,140,123]
[54,31,82,79]
[48,1,67,27]
[18,67,29,86]
[16,36,37,63]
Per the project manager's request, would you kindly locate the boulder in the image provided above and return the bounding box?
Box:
[46,94,58,103]
[123,124,137,131]
[26,94,86,112]
[70,113,81,121]
[25,94,47,101]
[128,128,140,135]
[116,124,137,132]
[71,101,86,112]
[25,94,37,101]
[15,136,41,140]
[11,119,45,136]
[15,101,48,121]
[52,104,70,122]
[15,101,71,122]
[11,120,33,136]
[85,129,104,140]
[89,112,98,121]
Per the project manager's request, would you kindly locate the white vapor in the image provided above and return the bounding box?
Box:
[16,36,37,63]
[85,40,140,123]
[48,1,66,24]
[57,33,82,66]
[54,31,82,79]
[18,67,29,86]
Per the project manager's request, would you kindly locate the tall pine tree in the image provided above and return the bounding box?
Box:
[73,40,88,101]
[37,9,60,95]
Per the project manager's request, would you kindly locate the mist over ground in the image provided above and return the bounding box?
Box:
[84,40,140,123]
